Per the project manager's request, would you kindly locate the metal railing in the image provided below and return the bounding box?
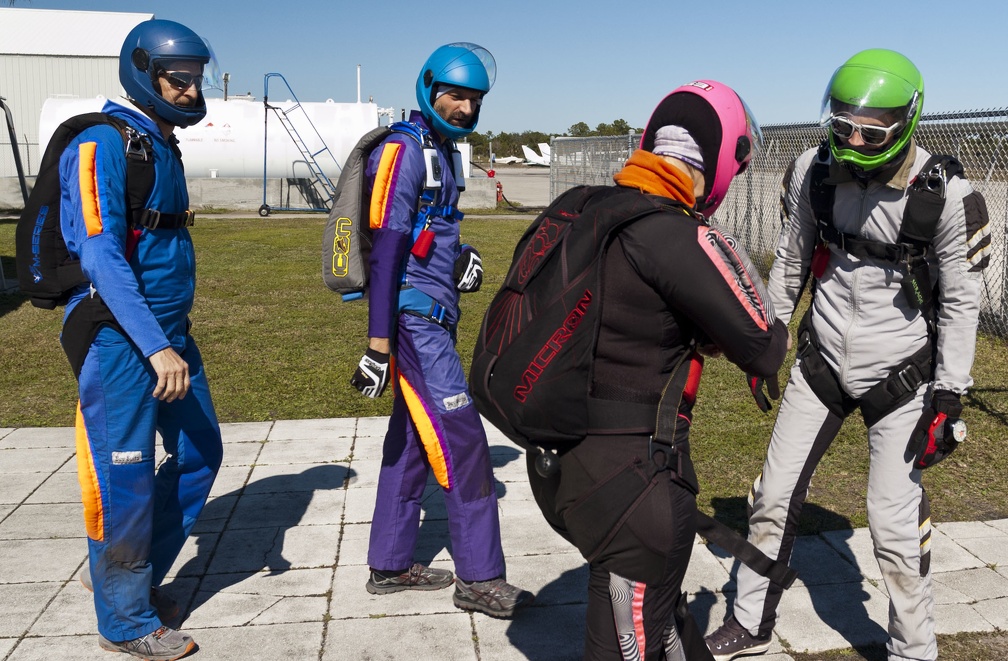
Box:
[550,108,1008,337]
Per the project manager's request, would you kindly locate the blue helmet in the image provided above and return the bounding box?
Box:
[119,19,212,127]
[415,43,496,140]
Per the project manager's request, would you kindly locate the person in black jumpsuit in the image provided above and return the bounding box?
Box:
[526,81,789,661]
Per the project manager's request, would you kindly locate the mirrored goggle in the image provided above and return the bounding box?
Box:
[159,70,204,91]
[829,115,904,147]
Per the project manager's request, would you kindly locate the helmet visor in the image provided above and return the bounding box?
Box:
[200,39,223,91]
[819,65,920,127]
[736,95,763,173]
[447,42,496,90]
[152,38,221,92]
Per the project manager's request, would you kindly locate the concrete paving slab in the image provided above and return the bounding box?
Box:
[987,517,1008,534]
[930,526,989,572]
[206,524,341,574]
[933,566,1008,601]
[773,580,891,653]
[245,462,353,494]
[0,502,85,539]
[0,472,47,505]
[788,535,865,587]
[0,426,74,449]
[0,538,84,583]
[936,601,997,634]
[954,534,1008,566]
[344,485,380,524]
[187,622,324,661]
[23,471,79,504]
[218,440,263,467]
[935,519,1005,539]
[973,595,1008,629]
[0,447,74,473]
[6,634,110,661]
[268,417,356,441]
[255,437,353,465]
[218,421,273,443]
[354,415,392,439]
[26,580,97,636]
[206,465,251,499]
[821,527,882,580]
[0,640,15,659]
[324,612,476,661]
[684,538,733,595]
[475,604,586,661]
[345,458,384,489]
[227,488,346,529]
[0,582,64,637]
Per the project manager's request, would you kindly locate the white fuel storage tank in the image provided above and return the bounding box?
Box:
[38,96,380,179]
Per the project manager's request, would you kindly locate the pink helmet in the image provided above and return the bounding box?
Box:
[640,80,762,217]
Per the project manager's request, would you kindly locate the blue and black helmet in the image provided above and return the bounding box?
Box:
[415,43,496,140]
[119,19,213,128]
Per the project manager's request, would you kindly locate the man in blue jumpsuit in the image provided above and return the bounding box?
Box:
[62,19,222,660]
[350,43,533,618]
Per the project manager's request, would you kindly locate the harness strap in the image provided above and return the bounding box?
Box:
[796,306,933,426]
[133,208,196,230]
[695,512,798,590]
[397,287,453,331]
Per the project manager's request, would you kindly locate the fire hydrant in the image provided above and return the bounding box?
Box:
[496,181,503,204]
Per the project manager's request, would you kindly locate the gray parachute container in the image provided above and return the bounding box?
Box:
[321,125,393,302]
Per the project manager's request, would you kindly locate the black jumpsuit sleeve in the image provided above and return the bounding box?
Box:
[618,213,789,378]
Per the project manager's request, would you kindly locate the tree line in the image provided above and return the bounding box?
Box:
[465,119,642,162]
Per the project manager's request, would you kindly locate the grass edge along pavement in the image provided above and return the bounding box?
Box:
[1,213,1007,660]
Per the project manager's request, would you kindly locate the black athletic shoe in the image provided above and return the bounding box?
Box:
[365,563,454,595]
[704,615,772,661]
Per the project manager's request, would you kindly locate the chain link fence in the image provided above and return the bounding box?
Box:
[550,108,1008,338]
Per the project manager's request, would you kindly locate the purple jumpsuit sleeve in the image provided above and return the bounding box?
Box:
[365,137,425,339]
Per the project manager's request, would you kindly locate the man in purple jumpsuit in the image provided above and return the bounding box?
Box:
[349,43,533,618]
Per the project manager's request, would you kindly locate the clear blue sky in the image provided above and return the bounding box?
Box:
[18,0,1008,134]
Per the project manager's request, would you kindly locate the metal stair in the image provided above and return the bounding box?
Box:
[260,73,340,216]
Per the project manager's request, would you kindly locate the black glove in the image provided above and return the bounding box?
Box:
[748,373,780,413]
[907,389,966,470]
[350,348,391,398]
[454,244,483,293]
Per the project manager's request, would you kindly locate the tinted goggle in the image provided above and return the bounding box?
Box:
[158,69,204,91]
[829,115,904,147]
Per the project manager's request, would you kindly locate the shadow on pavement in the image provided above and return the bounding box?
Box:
[171,463,355,620]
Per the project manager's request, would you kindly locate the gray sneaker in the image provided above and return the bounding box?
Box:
[79,570,181,623]
[98,625,195,660]
[365,563,454,594]
[704,616,772,661]
[453,577,533,618]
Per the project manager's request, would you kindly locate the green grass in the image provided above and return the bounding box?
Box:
[1,213,1007,531]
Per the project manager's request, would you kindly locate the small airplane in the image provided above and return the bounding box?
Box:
[520,143,550,167]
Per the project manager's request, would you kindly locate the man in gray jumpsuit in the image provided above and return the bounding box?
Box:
[705,49,990,661]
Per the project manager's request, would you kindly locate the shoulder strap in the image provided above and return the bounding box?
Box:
[900,153,963,244]
[808,141,835,235]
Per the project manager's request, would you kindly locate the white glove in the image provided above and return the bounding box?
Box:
[454,245,483,293]
[350,348,391,398]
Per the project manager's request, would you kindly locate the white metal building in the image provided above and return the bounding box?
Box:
[0,8,153,177]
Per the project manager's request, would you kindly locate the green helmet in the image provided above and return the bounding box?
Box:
[819,48,924,171]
